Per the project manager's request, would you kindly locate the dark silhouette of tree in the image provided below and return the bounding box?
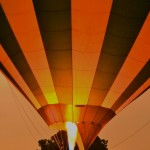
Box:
[38,139,59,150]
[38,130,68,150]
[38,131,108,150]
[89,137,108,150]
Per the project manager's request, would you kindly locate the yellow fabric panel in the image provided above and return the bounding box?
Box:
[73,106,86,122]
[61,104,73,122]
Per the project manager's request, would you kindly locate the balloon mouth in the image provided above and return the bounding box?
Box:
[66,122,77,150]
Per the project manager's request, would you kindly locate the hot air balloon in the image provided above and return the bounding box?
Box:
[0,0,150,149]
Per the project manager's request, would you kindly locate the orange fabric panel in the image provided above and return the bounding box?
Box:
[72,32,104,53]
[116,79,150,113]
[17,31,43,53]
[102,13,150,108]
[73,70,96,87]
[55,87,72,104]
[23,51,48,69]
[73,51,100,70]
[1,0,58,104]
[49,105,63,122]
[72,0,113,32]
[77,123,91,149]
[0,45,40,109]
[38,105,56,125]
[84,106,99,122]
[0,0,32,14]
[72,0,113,105]
[88,89,107,106]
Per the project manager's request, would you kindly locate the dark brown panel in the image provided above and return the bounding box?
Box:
[46,50,72,69]
[77,123,102,150]
[99,109,116,127]
[33,1,73,107]
[93,106,113,124]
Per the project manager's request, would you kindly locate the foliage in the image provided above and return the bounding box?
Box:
[38,138,59,150]
[38,130,108,150]
[89,137,108,150]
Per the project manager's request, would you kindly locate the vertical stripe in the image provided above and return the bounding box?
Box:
[102,13,150,108]
[1,0,59,104]
[0,5,48,107]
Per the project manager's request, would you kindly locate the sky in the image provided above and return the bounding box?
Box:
[0,71,150,150]
[0,72,58,150]
[99,87,150,150]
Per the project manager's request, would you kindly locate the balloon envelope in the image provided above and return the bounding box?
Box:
[0,0,150,149]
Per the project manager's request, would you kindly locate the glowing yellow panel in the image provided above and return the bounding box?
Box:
[61,105,73,122]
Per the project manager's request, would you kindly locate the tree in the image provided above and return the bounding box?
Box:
[38,130,67,150]
[38,139,59,150]
[38,131,108,150]
[89,137,108,150]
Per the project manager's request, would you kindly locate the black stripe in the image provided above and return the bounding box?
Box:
[88,0,150,105]
[0,5,47,106]
[33,0,73,121]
